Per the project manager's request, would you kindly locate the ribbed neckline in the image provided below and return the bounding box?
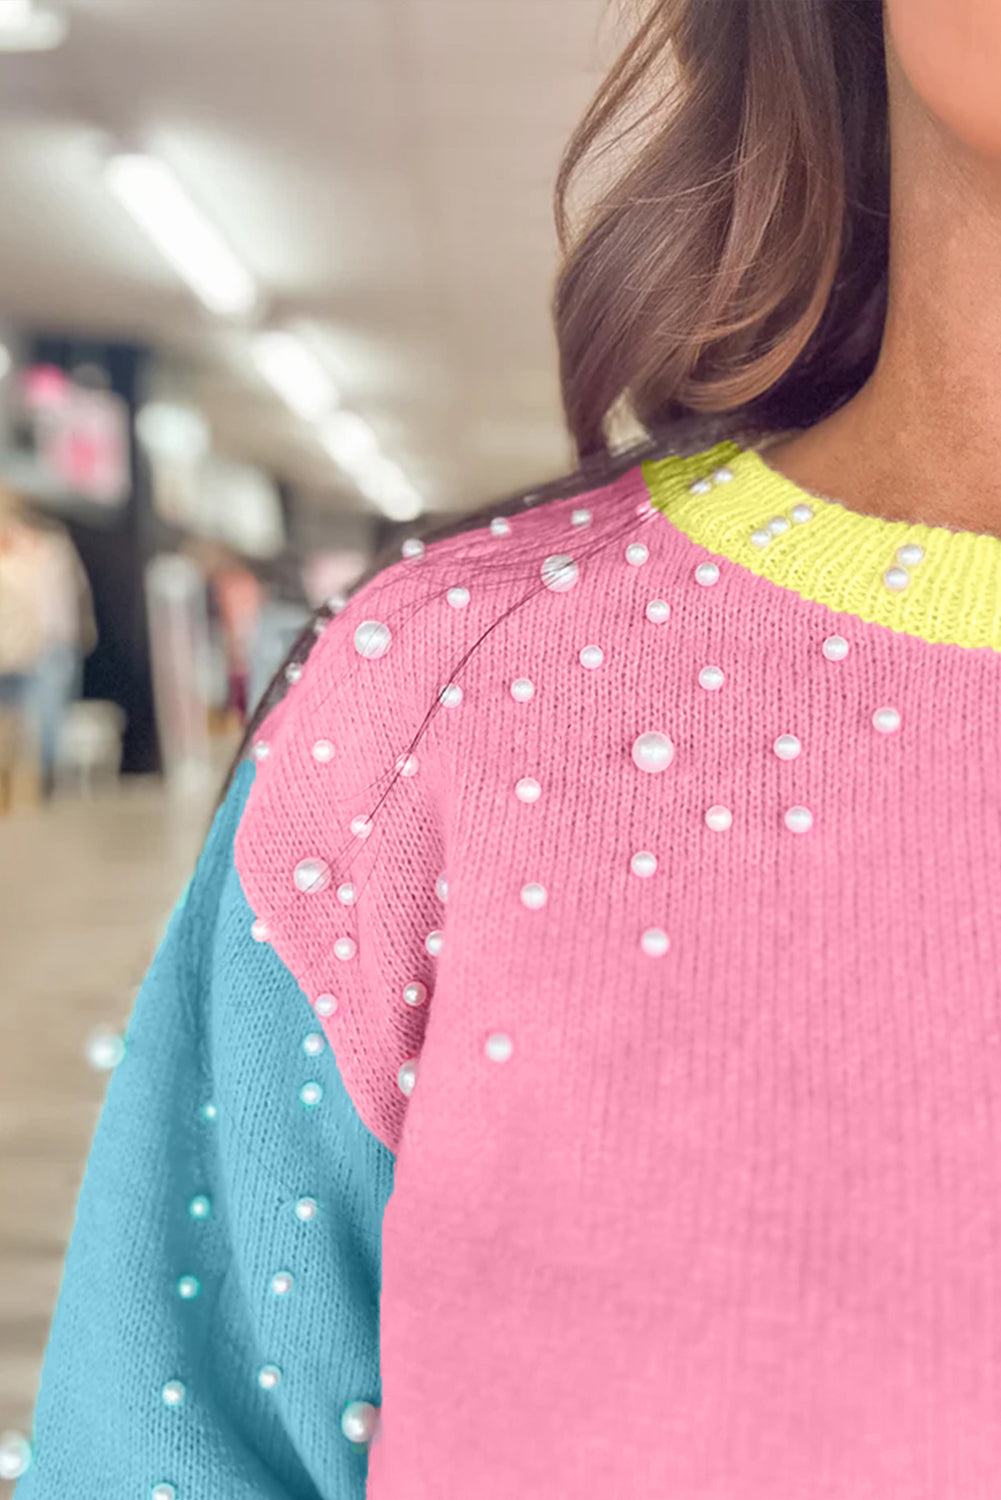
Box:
[642,439,1001,652]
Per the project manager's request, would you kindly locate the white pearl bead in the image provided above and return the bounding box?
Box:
[625,542,649,566]
[873,706,901,734]
[341,1400,380,1445]
[0,1432,32,1483]
[271,1271,294,1296]
[822,635,850,661]
[631,850,658,878]
[176,1275,200,1300]
[712,466,734,483]
[785,806,814,834]
[571,507,592,528]
[350,815,372,839]
[327,593,347,613]
[199,1101,217,1122]
[641,927,671,957]
[312,739,335,763]
[439,683,463,707]
[303,1032,324,1057]
[313,618,327,637]
[695,561,720,586]
[773,734,802,761]
[791,504,813,523]
[768,516,790,535]
[699,666,724,691]
[897,543,924,566]
[689,477,712,495]
[541,553,578,592]
[401,537,425,560]
[85,1028,125,1070]
[258,1365,282,1391]
[333,937,357,961]
[750,530,771,549]
[402,980,427,1007]
[645,599,671,624]
[579,645,604,669]
[161,1380,185,1407]
[520,882,547,910]
[294,857,330,895]
[510,678,535,702]
[396,754,418,777]
[436,873,449,902]
[446,586,470,609]
[884,566,909,592]
[354,621,392,659]
[314,993,337,1017]
[187,1195,211,1221]
[515,777,542,803]
[631,731,675,773]
[285,663,303,685]
[490,517,511,537]
[295,1197,317,1221]
[335,883,356,907]
[705,805,733,832]
[151,1486,175,1500]
[253,740,270,761]
[426,929,444,956]
[485,1032,514,1063]
[299,1081,323,1108]
[251,920,270,943]
[397,1058,419,1096]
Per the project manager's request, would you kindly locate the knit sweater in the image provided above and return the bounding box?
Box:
[19,437,1001,1499]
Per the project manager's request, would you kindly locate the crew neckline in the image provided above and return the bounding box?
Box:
[642,439,1001,652]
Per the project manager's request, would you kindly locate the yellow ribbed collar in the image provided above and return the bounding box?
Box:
[642,440,1001,652]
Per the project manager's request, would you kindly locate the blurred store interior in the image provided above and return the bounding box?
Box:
[0,0,615,1484]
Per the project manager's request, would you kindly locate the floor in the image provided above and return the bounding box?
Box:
[0,772,222,1490]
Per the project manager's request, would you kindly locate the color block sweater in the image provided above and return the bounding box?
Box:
[18,438,1001,1499]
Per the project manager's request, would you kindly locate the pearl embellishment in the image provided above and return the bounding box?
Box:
[884,566,909,592]
[626,543,649,566]
[705,806,733,832]
[485,1032,514,1063]
[341,1400,380,1445]
[446,586,470,609]
[773,734,802,761]
[312,739,335,763]
[285,663,303,684]
[785,806,814,834]
[571,508,591,528]
[253,740,270,761]
[641,927,670,957]
[897,543,924,566]
[403,980,427,1007]
[646,599,671,624]
[439,683,463,707]
[258,1365,282,1391]
[336,883,356,906]
[822,635,850,661]
[161,1381,185,1407]
[873,706,901,734]
[580,645,604,669]
[632,731,675,773]
[699,666,724,691]
[695,561,719,586]
[299,1082,323,1107]
[303,1031,324,1056]
[542,554,578,592]
[271,1272,294,1295]
[631,850,657,878]
[314,994,337,1017]
[401,537,425,560]
[490,517,511,537]
[350,815,372,839]
[436,874,449,902]
[187,1195,211,1221]
[151,1487,176,1500]
[515,777,542,803]
[176,1275,200,1300]
[354,621,391,659]
[294,858,330,895]
[791,504,813,523]
[521,882,547,909]
[251,920,270,942]
[425,930,444,956]
[397,1059,419,1096]
[295,1197,318,1221]
[510,678,535,702]
[333,937,357,961]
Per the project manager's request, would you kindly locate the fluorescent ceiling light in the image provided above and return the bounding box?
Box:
[0,343,11,381]
[317,410,379,470]
[354,454,424,523]
[0,1,67,51]
[104,153,257,317]
[252,331,341,422]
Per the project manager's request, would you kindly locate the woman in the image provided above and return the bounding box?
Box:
[17,1,1001,1495]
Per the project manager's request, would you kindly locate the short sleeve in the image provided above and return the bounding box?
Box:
[235,560,448,1154]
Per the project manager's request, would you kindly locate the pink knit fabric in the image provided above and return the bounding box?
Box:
[236,455,1001,1498]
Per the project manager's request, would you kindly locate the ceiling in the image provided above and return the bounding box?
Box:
[0,0,623,515]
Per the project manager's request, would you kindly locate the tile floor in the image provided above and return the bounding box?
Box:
[0,773,221,1490]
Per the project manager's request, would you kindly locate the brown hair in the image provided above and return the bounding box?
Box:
[229,0,891,784]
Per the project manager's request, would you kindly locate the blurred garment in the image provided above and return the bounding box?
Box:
[0,517,45,677]
[27,525,96,786]
[211,564,262,724]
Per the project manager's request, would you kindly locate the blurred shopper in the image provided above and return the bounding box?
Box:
[0,489,45,810]
[19,3,1001,1498]
[26,515,96,796]
[209,553,262,728]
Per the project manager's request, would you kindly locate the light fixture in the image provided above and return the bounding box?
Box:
[317,410,379,469]
[0,343,11,381]
[136,402,211,462]
[0,0,67,51]
[104,153,258,317]
[353,454,424,523]
[251,331,340,421]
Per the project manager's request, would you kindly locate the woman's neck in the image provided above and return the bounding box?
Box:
[763,40,1001,540]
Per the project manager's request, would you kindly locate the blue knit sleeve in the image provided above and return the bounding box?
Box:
[15,760,394,1500]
